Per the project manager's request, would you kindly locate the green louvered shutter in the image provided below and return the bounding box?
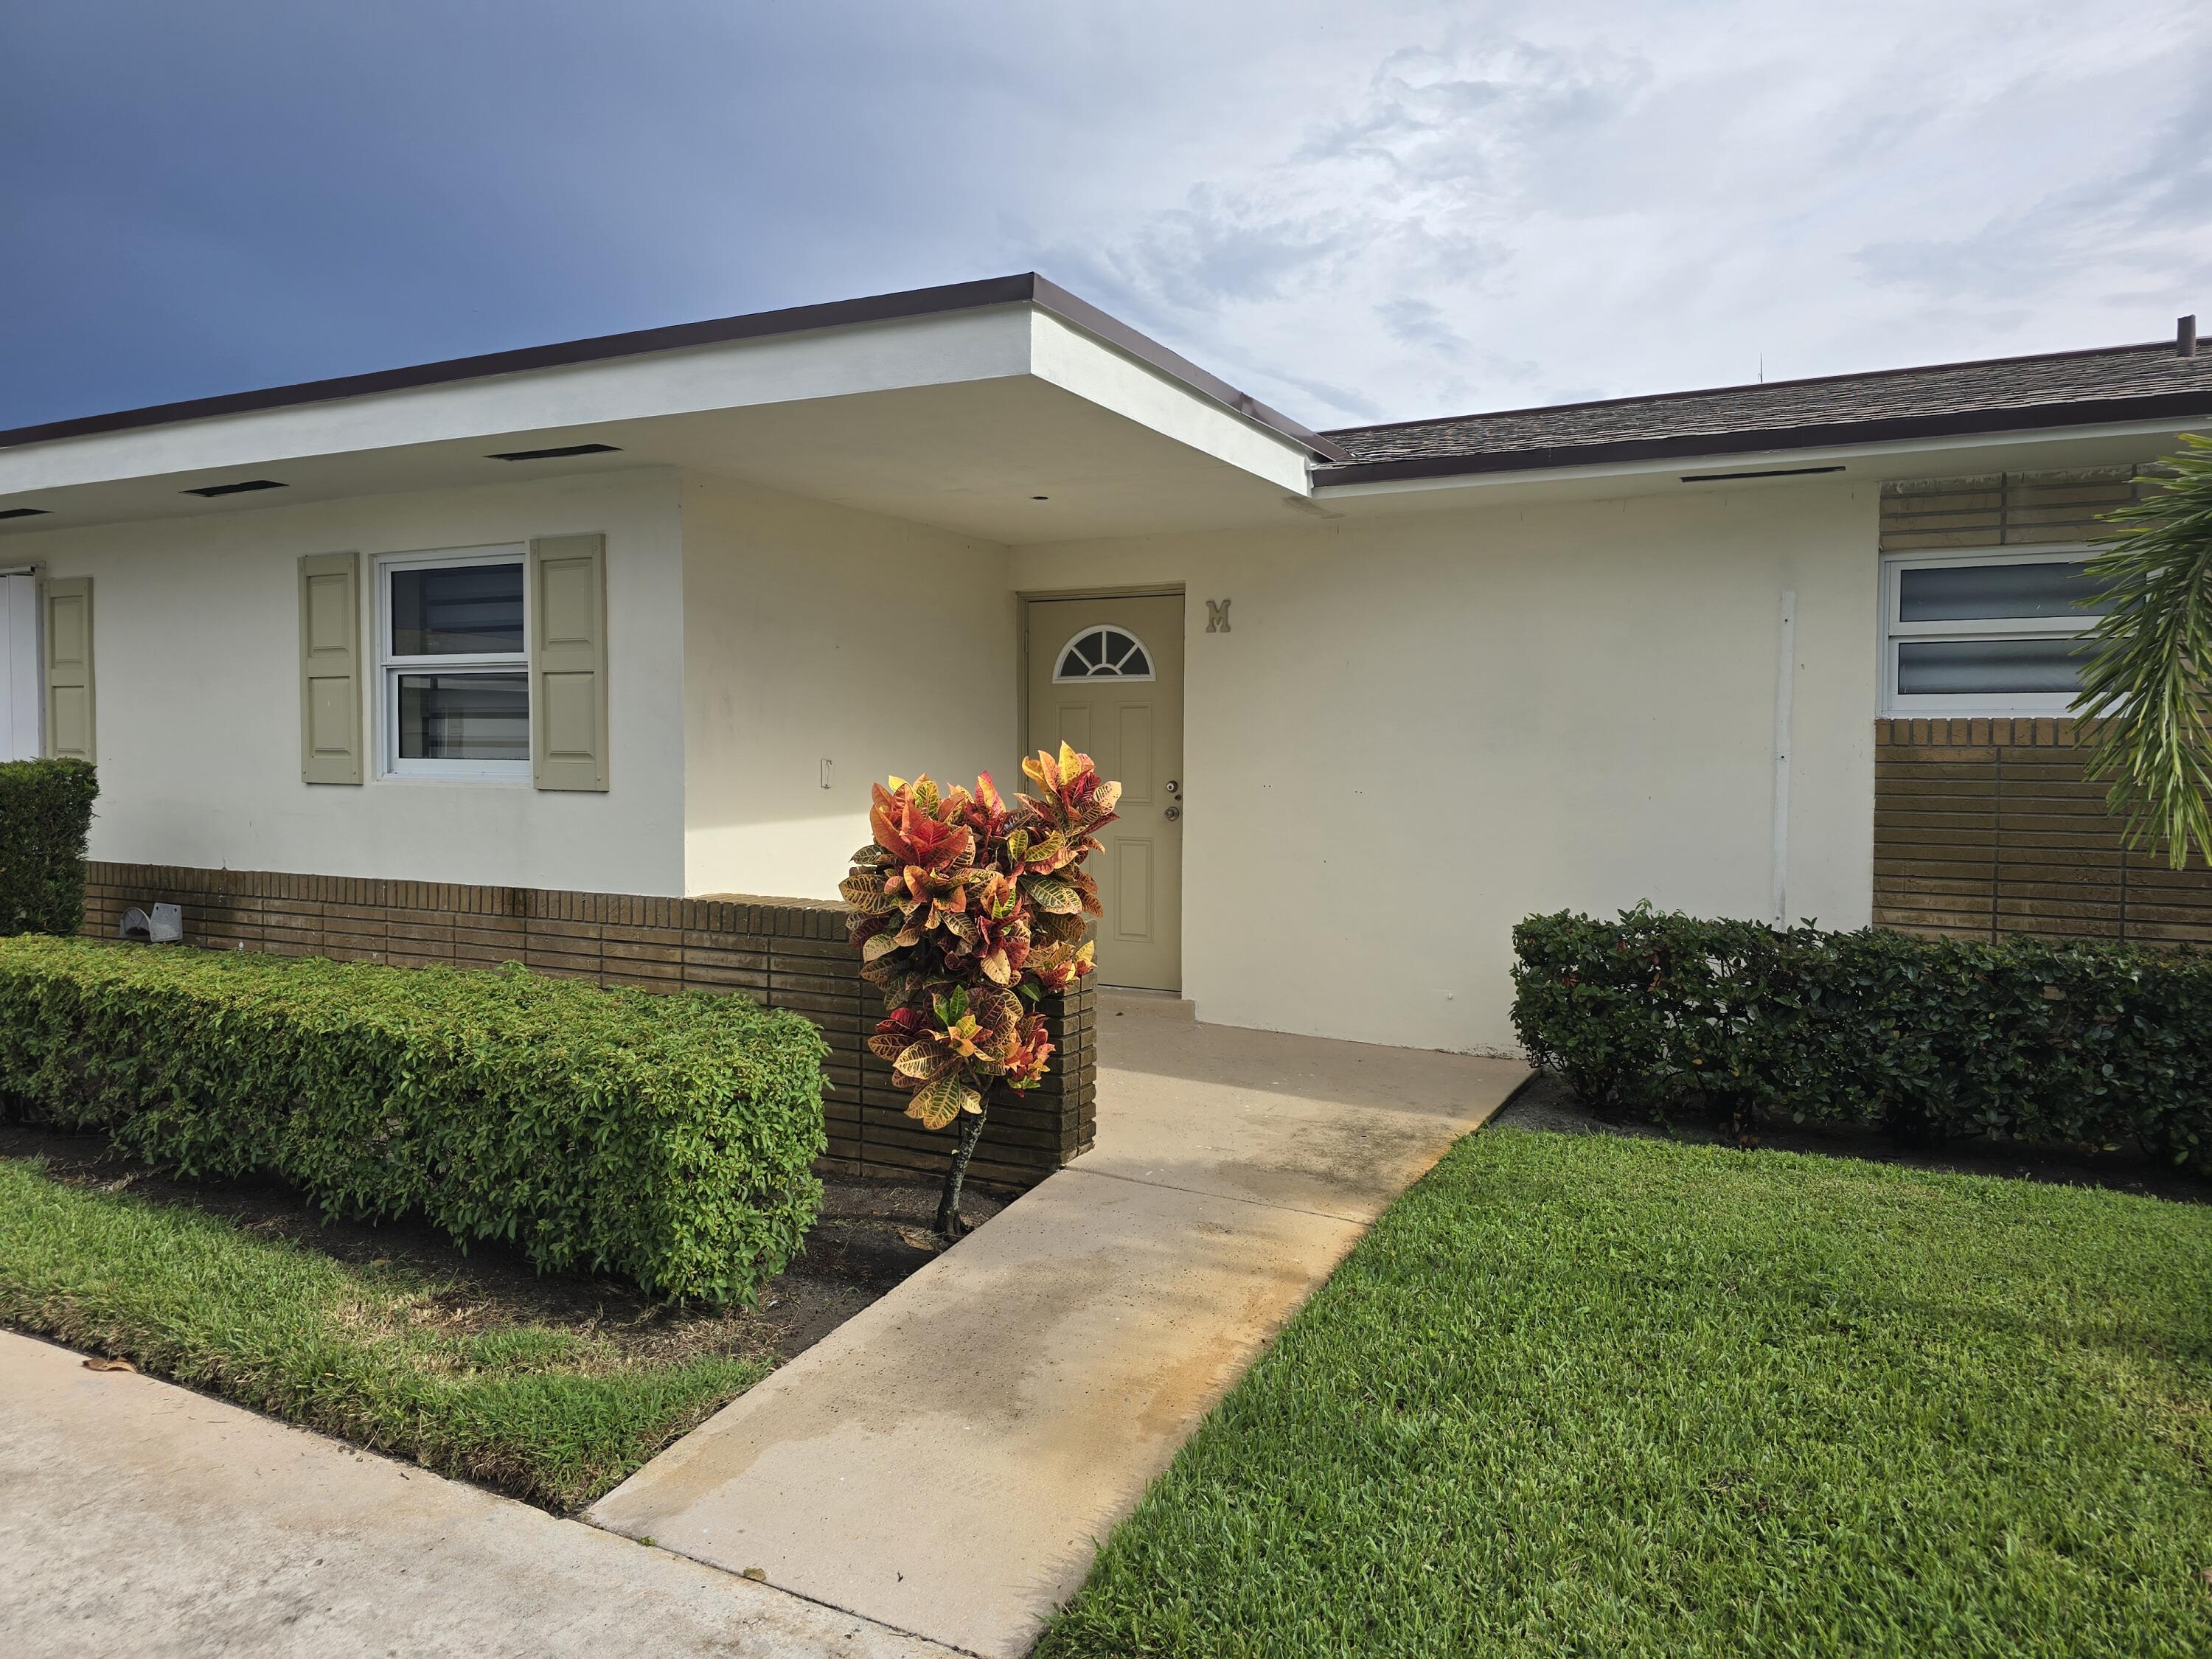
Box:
[43,576,94,762]
[299,552,363,785]
[529,534,608,791]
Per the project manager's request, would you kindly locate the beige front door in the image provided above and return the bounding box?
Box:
[1026,594,1183,993]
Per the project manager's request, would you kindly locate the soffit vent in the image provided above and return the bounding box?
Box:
[486,442,622,462]
[1680,465,1846,484]
[183,479,288,498]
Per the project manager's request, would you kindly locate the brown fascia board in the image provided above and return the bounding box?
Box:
[0,273,1354,464]
[1312,390,2212,487]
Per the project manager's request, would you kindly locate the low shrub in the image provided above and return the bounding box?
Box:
[0,936,829,1303]
[0,758,99,937]
[1512,905,2212,1169]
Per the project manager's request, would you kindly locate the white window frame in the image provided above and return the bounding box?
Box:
[375,545,531,782]
[1051,625,1158,684]
[1878,545,2103,717]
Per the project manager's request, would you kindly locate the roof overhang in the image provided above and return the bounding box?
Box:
[0,276,1343,546]
[1313,413,2212,517]
[1315,391,2212,488]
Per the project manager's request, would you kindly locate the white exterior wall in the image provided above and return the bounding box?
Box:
[13,442,1884,1054]
[1012,478,1882,1054]
[681,473,1017,900]
[11,469,688,893]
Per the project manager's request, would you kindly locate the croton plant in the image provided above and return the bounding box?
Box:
[841,743,1119,1236]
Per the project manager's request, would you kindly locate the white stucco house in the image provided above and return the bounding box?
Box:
[3,274,2209,1057]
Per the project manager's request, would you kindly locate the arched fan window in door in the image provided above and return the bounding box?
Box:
[1052,625,1155,682]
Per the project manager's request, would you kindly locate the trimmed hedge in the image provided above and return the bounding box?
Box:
[0,759,98,937]
[1512,906,2212,1171]
[0,936,830,1304]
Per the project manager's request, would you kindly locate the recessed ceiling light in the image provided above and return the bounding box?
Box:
[487,442,622,462]
[183,479,288,498]
[0,507,52,521]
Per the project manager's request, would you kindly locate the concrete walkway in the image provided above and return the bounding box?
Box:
[589,997,1530,1657]
[0,1329,959,1659]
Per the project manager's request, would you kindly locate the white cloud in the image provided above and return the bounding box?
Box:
[998,0,2212,426]
[7,1,2209,433]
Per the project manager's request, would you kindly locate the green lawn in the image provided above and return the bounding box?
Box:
[0,1157,768,1510]
[1041,1128,2212,1659]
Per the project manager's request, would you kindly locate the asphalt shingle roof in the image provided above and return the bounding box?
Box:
[1318,340,2212,480]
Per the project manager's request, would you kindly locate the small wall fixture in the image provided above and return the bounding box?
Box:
[486,442,622,462]
[119,902,184,943]
[183,479,287,498]
[0,507,52,521]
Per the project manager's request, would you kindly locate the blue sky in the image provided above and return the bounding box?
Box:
[4,0,2208,433]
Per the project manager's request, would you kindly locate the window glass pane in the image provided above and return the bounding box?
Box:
[1055,626,1155,681]
[397,672,529,760]
[1898,560,2110,622]
[392,563,524,654]
[1896,638,2087,697]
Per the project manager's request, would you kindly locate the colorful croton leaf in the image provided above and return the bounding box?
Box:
[844,746,1118,1236]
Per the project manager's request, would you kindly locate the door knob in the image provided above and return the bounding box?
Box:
[1164,805,1181,821]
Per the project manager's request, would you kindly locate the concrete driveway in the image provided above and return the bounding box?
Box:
[589,995,1529,1657]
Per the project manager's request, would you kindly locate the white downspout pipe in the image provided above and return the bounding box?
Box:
[1771,588,1797,927]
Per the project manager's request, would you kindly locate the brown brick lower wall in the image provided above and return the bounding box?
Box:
[1873,719,2212,946]
[80,862,1096,1194]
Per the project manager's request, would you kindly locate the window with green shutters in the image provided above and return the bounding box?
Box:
[354,535,608,790]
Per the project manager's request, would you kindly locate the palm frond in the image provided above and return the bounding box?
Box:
[2072,432,2212,869]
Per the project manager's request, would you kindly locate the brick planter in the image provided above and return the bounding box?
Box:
[80,862,1096,1195]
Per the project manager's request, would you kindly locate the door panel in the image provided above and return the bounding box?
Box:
[1115,841,1155,943]
[1117,704,1153,804]
[1026,594,1183,992]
